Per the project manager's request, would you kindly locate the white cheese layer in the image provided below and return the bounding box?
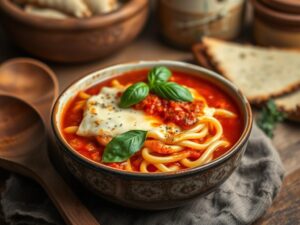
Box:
[77,87,163,137]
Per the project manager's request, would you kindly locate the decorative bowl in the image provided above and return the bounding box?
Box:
[51,60,252,209]
[0,0,148,63]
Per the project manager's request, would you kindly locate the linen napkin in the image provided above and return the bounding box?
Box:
[1,124,284,225]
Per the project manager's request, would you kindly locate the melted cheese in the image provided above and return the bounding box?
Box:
[77,87,165,137]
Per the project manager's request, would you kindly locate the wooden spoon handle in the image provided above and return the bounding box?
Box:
[36,162,100,225]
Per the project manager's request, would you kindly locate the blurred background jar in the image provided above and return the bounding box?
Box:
[157,0,246,49]
[252,0,300,48]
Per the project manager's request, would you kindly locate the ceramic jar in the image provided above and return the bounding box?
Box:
[157,0,245,49]
[252,0,300,48]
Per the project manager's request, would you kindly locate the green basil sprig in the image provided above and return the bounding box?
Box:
[102,130,147,163]
[148,66,172,88]
[119,66,194,107]
[257,100,285,138]
[119,82,149,108]
[152,82,193,102]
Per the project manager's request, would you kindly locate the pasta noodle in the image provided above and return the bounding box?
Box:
[180,140,229,168]
[138,111,229,172]
[72,100,86,112]
[125,159,133,171]
[78,91,91,99]
[64,126,79,134]
[142,147,190,164]
[62,69,243,173]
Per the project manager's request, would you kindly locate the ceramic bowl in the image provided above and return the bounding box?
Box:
[51,61,252,210]
[0,0,148,63]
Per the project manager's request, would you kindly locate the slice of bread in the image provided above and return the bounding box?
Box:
[15,0,92,18]
[275,90,300,121]
[24,4,69,19]
[202,37,300,104]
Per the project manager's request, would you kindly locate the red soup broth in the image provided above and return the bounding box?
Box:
[61,70,243,171]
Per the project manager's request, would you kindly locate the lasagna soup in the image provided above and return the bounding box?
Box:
[62,67,243,173]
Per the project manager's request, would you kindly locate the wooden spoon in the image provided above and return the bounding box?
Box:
[0,58,59,124]
[0,95,99,225]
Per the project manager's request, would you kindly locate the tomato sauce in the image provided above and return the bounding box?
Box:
[134,94,205,129]
[62,69,243,171]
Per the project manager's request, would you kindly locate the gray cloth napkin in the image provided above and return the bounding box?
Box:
[1,124,284,225]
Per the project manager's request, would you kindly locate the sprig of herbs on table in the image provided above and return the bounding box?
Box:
[256,100,286,138]
[102,66,193,163]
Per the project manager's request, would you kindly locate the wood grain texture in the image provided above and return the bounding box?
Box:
[254,169,300,225]
[272,122,300,173]
[37,160,100,225]
[0,96,99,225]
[0,57,59,125]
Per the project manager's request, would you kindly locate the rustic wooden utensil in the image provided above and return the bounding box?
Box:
[0,58,59,124]
[0,95,100,225]
[0,57,62,174]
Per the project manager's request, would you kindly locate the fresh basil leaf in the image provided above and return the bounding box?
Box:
[152,82,193,102]
[119,82,149,108]
[148,66,172,88]
[256,100,285,138]
[102,130,147,163]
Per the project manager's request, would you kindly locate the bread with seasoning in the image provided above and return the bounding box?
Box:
[202,37,300,104]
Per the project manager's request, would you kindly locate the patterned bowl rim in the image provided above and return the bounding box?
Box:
[51,60,253,179]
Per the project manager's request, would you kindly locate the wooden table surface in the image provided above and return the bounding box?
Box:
[0,11,299,225]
